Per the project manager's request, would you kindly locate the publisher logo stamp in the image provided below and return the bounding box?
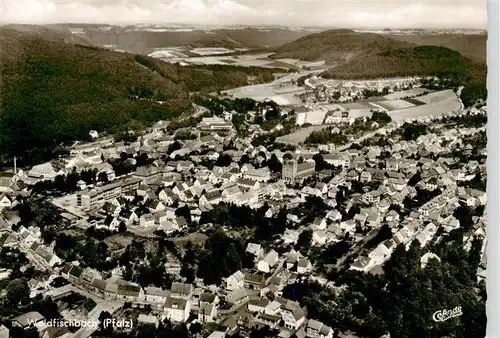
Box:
[433,306,463,322]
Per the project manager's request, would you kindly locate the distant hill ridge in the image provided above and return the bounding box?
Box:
[58,25,316,55]
[269,29,415,64]
[322,45,484,80]
[388,33,487,61]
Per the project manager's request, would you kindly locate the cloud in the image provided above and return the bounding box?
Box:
[1,0,487,28]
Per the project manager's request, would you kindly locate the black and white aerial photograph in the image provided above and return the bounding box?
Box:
[0,0,488,337]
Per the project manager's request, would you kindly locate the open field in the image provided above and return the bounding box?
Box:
[338,102,372,110]
[51,194,86,218]
[388,90,461,122]
[375,99,416,111]
[382,88,430,100]
[296,106,329,125]
[191,47,233,55]
[306,108,328,124]
[278,88,461,144]
[148,49,330,71]
[413,89,457,104]
[224,86,306,105]
[276,125,331,144]
[321,103,343,111]
[223,79,308,105]
[345,108,373,116]
[296,113,307,125]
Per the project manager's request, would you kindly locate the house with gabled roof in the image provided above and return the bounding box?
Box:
[306,319,333,338]
[144,190,159,202]
[0,194,12,210]
[158,188,177,205]
[284,249,301,270]
[246,243,264,258]
[279,298,306,331]
[312,230,327,246]
[227,270,245,291]
[339,219,356,234]
[140,214,156,228]
[120,209,139,225]
[101,201,121,217]
[199,302,217,323]
[12,311,45,330]
[367,211,382,228]
[244,272,266,291]
[222,184,243,201]
[144,286,169,304]
[170,282,193,299]
[359,171,372,183]
[353,213,367,225]
[244,167,271,183]
[97,216,120,231]
[312,217,327,230]
[27,162,59,181]
[297,259,312,274]
[237,178,260,191]
[199,190,222,206]
[350,256,372,272]
[313,182,328,196]
[174,216,188,229]
[385,209,400,223]
[153,210,169,226]
[164,296,191,323]
[326,209,342,222]
[257,250,279,273]
[226,288,249,307]
[248,297,270,314]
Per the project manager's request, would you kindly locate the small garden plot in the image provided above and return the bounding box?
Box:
[58,292,87,310]
[104,234,134,251]
[50,277,70,288]
[403,98,426,106]
[82,298,97,312]
[171,232,208,247]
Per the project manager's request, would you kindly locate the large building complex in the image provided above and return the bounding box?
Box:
[76,176,142,210]
[198,116,233,131]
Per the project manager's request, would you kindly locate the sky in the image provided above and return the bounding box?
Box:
[1,0,487,29]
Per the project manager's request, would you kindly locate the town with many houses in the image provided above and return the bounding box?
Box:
[0,88,487,338]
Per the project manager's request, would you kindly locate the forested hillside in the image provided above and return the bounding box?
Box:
[321,46,487,107]
[0,26,281,164]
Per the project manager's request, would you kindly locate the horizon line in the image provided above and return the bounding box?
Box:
[0,22,488,31]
